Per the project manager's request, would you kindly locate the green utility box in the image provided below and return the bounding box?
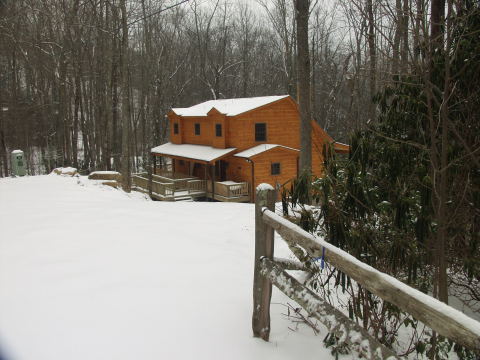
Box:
[11,150,27,176]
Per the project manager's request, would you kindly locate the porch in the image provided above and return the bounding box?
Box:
[141,142,251,202]
[132,169,250,203]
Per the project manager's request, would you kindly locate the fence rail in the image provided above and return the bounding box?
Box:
[253,186,480,358]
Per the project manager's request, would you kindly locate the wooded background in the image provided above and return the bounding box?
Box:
[1,1,479,357]
[0,0,426,176]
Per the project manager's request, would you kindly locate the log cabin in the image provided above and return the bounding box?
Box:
[135,95,349,202]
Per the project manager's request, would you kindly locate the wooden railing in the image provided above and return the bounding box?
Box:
[152,172,197,191]
[208,181,249,198]
[132,173,174,198]
[253,186,480,359]
[187,179,207,194]
[136,169,248,200]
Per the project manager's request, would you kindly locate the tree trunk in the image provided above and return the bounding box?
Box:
[431,0,445,51]
[392,0,402,75]
[295,0,311,173]
[400,0,409,73]
[120,0,131,192]
[366,0,376,119]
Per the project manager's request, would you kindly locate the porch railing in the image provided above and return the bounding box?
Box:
[132,173,174,198]
[135,169,248,200]
[211,181,249,198]
[153,172,197,191]
[187,179,207,194]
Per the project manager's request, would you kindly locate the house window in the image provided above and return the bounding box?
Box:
[179,160,184,166]
[195,123,201,135]
[173,123,179,134]
[255,123,266,141]
[271,162,281,175]
[215,123,222,137]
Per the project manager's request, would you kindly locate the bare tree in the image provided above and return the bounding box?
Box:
[295,0,311,173]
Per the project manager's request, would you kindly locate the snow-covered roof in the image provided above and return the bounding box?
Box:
[171,95,290,117]
[12,150,23,154]
[234,144,299,159]
[151,142,236,163]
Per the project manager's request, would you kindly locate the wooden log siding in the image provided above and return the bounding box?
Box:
[250,147,299,192]
[261,257,399,360]
[259,206,480,354]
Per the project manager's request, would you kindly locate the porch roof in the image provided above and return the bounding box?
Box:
[151,142,237,164]
[234,144,299,159]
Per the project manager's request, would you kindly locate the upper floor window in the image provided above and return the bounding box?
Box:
[173,123,179,134]
[195,123,201,135]
[271,162,281,175]
[215,123,222,137]
[255,123,266,141]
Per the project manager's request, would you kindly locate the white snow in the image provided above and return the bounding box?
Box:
[217,180,240,185]
[235,144,299,159]
[11,150,23,154]
[0,175,346,360]
[151,142,236,162]
[89,171,120,175]
[171,95,289,117]
[52,167,78,175]
[257,183,275,191]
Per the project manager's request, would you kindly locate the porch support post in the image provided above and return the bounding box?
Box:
[153,154,157,175]
[211,163,215,200]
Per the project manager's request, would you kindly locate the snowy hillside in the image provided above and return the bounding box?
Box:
[0,175,344,360]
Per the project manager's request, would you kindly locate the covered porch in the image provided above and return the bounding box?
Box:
[132,143,251,202]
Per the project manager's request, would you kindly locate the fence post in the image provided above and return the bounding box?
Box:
[148,161,153,198]
[252,184,276,341]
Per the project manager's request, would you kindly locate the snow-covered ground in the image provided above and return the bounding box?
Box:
[0,175,344,360]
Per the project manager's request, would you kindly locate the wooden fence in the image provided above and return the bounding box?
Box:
[252,186,480,359]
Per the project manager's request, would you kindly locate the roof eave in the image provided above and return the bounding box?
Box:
[234,144,300,159]
[151,147,237,164]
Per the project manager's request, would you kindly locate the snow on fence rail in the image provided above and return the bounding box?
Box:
[252,186,480,359]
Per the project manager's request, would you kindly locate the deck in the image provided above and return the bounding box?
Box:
[132,171,250,203]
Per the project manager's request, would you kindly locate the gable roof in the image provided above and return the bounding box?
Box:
[234,144,299,159]
[171,95,290,117]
